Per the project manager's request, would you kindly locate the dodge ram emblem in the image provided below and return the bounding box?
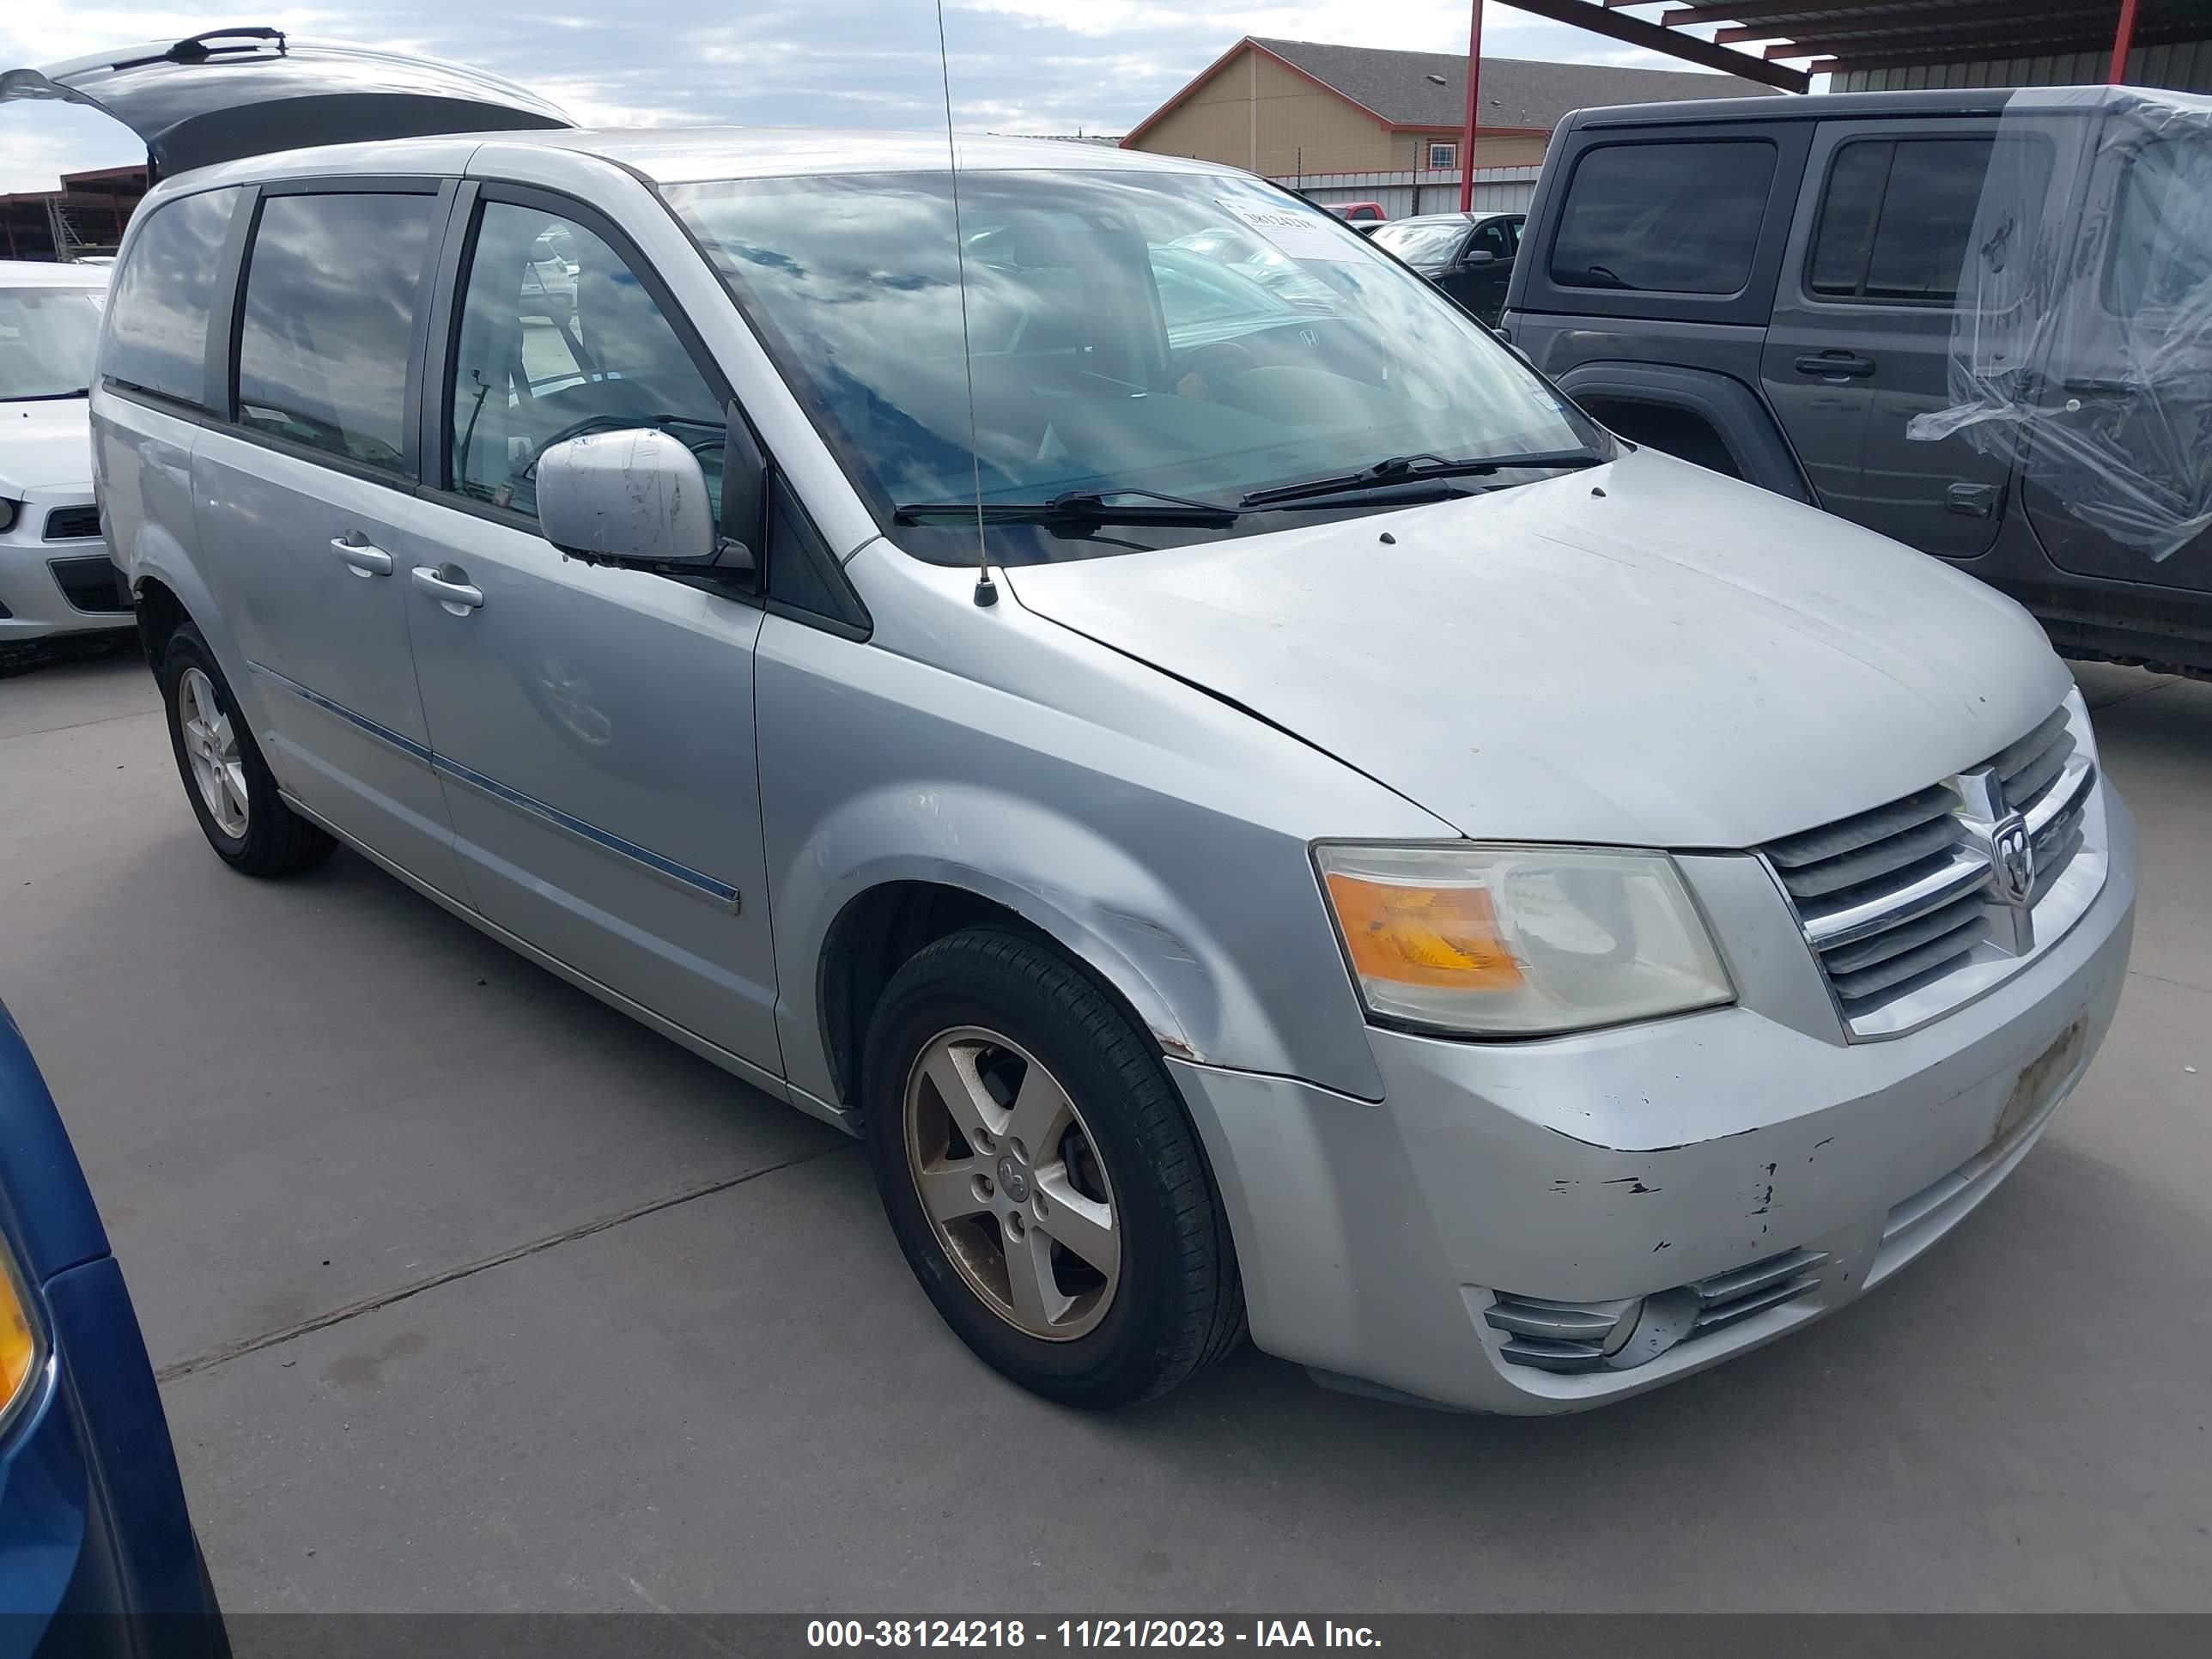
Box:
[1990,814,2035,908]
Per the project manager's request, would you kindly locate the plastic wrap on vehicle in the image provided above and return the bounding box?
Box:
[1906,88,2212,564]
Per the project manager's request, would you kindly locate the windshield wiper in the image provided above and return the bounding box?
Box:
[1238,448,1604,509]
[895,487,1239,528]
[9,389,91,402]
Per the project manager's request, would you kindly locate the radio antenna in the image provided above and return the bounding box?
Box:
[935,0,996,607]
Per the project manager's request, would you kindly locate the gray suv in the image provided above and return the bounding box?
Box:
[1503,85,2212,679]
[39,34,2137,1415]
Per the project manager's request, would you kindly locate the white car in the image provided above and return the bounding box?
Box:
[2,260,128,653]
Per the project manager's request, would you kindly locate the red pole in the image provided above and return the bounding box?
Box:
[1459,1,1484,212]
[2110,0,2140,82]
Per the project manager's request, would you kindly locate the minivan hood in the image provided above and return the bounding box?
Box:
[1,31,572,177]
[1000,447,2069,848]
[0,400,92,495]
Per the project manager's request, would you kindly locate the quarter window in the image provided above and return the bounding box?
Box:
[447,201,725,521]
[2106,134,2212,319]
[1808,137,2051,305]
[234,192,436,473]
[103,187,240,405]
[1550,140,1776,295]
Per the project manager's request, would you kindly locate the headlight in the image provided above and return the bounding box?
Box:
[1316,842,1734,1036]
[1,1243,42,1434]
[0,500,18,534]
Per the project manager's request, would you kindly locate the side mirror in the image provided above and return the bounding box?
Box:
[1461,248,1498,268]
[538,428,726,568]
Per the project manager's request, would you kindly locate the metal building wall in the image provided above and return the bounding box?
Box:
[1837,37,2212,93]
[1289,167,1542,218]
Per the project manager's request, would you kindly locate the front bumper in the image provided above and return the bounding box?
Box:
[1172,784,2138,1414]
[1,486,132,644]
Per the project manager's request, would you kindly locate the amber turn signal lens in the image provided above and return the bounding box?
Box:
[1324,872,1526,991]
[1,1263,35,1414]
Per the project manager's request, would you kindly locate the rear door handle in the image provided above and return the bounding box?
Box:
[1796,352,1876,380]
[411,565,484,614]
[331,534,392,578]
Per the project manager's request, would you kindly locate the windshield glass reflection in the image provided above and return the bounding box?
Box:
[666,168,1596,564]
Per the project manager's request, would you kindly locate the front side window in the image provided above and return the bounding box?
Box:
[103,187,240,405]
[0,284,105,401]
[1550,140,1777,295]
[666,169,1596,567]
[234,192,435,473]
[1808,137,2051,305]
[1468,219,1515,263]
[447,202,726,521]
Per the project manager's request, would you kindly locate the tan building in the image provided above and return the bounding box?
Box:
[1123,36,1771,182]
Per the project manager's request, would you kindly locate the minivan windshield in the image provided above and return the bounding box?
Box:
[665,168,1600,563]
[0,285,105,401]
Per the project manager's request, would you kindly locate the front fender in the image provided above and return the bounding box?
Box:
[756,581,1422,1109]
[783,784,1231,1095]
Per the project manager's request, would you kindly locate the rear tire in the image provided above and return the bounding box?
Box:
[158,623,335,878]
[862,926,1244,1409]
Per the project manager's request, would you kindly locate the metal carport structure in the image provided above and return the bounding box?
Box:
[1492,1,2206,88]
[1455,1,2209,205]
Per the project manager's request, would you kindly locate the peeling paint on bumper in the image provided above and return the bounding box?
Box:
[1170,793,2137,1414]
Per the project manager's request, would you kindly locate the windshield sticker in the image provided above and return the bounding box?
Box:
[1215,199,1364,263]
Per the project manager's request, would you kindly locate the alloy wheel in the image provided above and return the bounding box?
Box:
[178,666,249,838]
[903,1025,1121,1341]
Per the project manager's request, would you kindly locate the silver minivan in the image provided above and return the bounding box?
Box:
[46,37,2136,1413]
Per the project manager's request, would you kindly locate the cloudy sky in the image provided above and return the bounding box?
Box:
[1,1,1727,191]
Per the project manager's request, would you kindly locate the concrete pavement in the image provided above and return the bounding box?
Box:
[2,650,2207,1612]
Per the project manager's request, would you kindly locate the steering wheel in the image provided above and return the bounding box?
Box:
[1171,340,1262,400]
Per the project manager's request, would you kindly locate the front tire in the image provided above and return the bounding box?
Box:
[159,623,334,878]
[862,927,1244,1408]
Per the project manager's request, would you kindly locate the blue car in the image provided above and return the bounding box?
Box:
[0,1000,226,1656]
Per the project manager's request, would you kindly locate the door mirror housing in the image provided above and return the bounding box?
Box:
[1460,247,1498,268]
[538,428,744,572]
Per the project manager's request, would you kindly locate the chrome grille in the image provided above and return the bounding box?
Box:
[1486,1247,1828,1374]
[1761,702,2098,1033]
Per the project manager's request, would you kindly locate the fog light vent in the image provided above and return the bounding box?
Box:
[1689,1246,1827,1334]
[1487,1248,1827,1374]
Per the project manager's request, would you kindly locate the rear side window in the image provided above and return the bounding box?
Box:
[1549,140,1777,295]
[2106,133,2212,319]
[235,192,437,474]
[1808,137,2051,305]
[103,187,240,404]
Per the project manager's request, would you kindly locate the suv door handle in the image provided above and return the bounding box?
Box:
[331,534,392,578]
[1796,352,1876,380]
[411,564,484,614]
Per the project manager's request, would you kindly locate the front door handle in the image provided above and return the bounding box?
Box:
[1796,351,1876,380]
[331,534,392,578]
[411,564,484,614]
